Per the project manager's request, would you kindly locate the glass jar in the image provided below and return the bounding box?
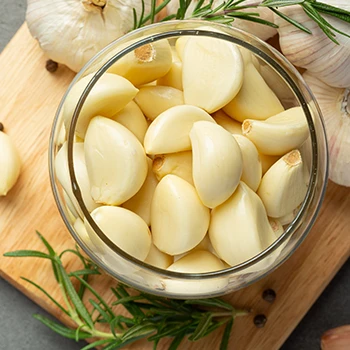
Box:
[49,20,328,298]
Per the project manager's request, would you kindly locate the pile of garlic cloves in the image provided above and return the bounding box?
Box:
[55,35,312,274]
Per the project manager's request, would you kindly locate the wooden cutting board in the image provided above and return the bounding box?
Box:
[0,24,349,350]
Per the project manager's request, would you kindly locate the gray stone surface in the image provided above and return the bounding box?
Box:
[0,0,349,349]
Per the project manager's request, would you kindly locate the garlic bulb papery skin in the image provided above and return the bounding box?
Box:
[151,174,210,255]
[275,1,350,88]
[0,131,21,196]
[190,121,243,208]
[209,181,275,267]
[84,116,148,205]
[303,72,350,186]
[86,206,152,261]
[55,142,100,213]
[26,0,151,72]
[230,0,277,41]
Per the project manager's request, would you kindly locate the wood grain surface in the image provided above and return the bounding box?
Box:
[0,24,349,350]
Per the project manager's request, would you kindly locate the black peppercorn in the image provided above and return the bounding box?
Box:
[262,289,276,303]
[254,314,267,328]
[0,122,4,132]
[46,59,58,73]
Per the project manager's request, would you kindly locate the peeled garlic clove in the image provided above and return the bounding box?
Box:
[233,135,262,192]
[63,190,81,219]
[212,109,242,135]
[63,73,138,139]
[190,121,243,208]
[168,250,224,273]
[86,206,151,261]
[258,150,307,218]
[269,218,284,238]
[260,153,280,174]
[223,63,284,122]
[152,151,193,185]
[145,244,173,269]
[174,235,219,262]
[144,105,215,154]
[242,106,309,156]
[0,131,21,196]
[239,47,260,71]
[303,72,350,186]
[84,116,148,205]
[108,40,172,86]
[73,217,91,246]
[175,36,189,61]
[111,101,148,144]
[209,182,275,266]
[122,157,158,226]
[182,36,244,113]
[55,142,100,213]
[274,205,301,226]
[134,86,184,121]
[151,174,210,255]
[157,48,183,90]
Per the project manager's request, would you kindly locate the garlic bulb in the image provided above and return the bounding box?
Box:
[0,131,21,196]
[303,72,350,186]
[26,0,151,72]
[275,1,350,88]
[230,0,277,41]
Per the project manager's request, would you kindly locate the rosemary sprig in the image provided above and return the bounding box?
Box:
[133,0,350,44]
[4,231,247,350]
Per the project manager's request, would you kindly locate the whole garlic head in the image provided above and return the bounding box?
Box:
[275,1,350,88]
[26,0,151,72]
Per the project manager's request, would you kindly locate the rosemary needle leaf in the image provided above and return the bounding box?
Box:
[168,332,186,350]
[189,313,213,341]
[33,314,92,340]
[73,274,115,319]
[313,1,350,16]
[21,277,69,316]
[68,269,100,277]
[261,0,305,7]
[150,0,157,24]
[58,264,94,329]
[185,298,234,310]
[89,299,112,323]
[3,250,55,260]
[120,322,157,342]
[270,7,313,34]
[81,339,115,350]
[219,319,234,350]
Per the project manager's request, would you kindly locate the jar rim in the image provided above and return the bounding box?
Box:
[49,20,329,282]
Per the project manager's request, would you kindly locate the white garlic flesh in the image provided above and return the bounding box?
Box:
[258,150,308,218]
[84,116,148,205]
[151,175,210,255]
[182,35,244,113]
[63,73,138,139]
[190,121,243,208]
[86,206,151,261]
[209,181,275,266]
[242,106,309,156]
[0,131,21,196]
[144,105,215,154]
